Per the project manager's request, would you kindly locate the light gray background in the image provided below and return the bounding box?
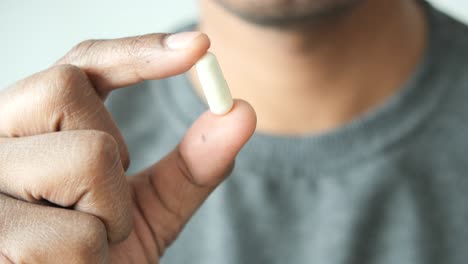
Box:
[0,0,467,89]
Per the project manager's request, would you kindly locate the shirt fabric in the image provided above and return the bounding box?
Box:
[106,2,468,263]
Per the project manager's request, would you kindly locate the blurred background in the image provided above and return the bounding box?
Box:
[0,0,467,89]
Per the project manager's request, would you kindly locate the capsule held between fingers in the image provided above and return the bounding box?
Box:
[195,52,234,115]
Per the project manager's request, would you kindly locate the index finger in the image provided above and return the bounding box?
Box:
[56,31,210,98]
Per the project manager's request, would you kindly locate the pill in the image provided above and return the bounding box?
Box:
[195,52,234,115]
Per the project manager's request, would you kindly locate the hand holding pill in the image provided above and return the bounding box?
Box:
[0,32,256,263]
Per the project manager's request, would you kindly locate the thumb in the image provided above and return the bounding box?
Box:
[129,99,256,254]
[178,100,256,186]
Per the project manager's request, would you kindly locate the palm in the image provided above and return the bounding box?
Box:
[110,221,161,264]
[110,180,162,264]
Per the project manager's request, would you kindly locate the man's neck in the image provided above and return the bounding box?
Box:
[191,0,427,135]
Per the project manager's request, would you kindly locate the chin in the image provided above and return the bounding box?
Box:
[214,0,362,27]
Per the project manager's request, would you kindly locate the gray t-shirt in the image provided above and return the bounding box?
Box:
[107,2,468,263]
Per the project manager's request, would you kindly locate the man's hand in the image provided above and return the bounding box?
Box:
[0,32,256,263]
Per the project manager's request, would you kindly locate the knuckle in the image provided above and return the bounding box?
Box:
[49,64,85,85]
[63,39,99,64]
[44,64,88,97]
[32,65,90,121]
[80,130,122,175]
[74,215,108,262]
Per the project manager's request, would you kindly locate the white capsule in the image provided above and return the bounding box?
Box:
[195,52,234,115]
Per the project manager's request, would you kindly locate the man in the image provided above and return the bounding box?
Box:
[0,0,467,263]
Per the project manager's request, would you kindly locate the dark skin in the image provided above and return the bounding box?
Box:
[0,0,426,263]
[0,32,255,263]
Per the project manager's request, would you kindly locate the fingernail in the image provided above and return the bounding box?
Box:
[165,31,202,50]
